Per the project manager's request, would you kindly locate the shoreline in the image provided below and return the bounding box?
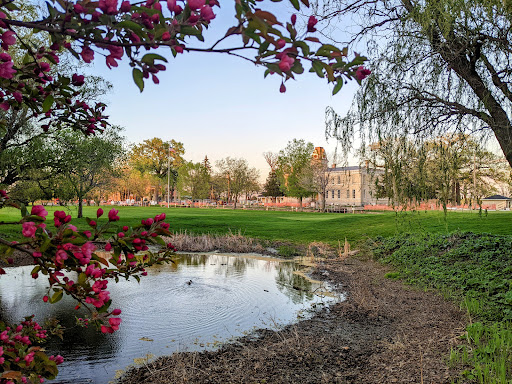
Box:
[119,256,469,384]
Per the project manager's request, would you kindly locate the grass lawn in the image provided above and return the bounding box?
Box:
[1,205,511,244]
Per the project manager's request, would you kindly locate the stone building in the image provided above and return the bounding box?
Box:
[325,165,385,207]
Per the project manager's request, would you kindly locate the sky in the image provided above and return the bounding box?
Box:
[86,1,362,181]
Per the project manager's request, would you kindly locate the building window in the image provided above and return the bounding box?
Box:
[337,190,340,198]
[331,178,335,185]
[337,176,340,184]
[332,190,334,199]
[352,189,356,198]
[363,189,366,198]
[346,190,349,198]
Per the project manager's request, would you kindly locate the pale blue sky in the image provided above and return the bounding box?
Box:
[88,1,361,179]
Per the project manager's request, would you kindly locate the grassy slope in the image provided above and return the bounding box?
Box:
[1,206,511,243]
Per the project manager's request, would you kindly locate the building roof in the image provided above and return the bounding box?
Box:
[483,195,511,200]
[329,166,362,172]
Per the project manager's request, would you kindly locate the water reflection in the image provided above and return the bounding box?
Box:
[0,253,337,384]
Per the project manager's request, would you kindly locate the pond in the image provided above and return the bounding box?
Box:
[0,253,338,383]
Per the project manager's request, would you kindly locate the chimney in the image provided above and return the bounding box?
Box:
[331,163,336,168]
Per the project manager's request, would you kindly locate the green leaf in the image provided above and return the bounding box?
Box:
[141,53,168,65]
[117,20,144,32]
[132,68,144,92]
[20,203,28,218]
[78,272,86,285]
[311,60,324,78]
[289,0,300,10]
[244,29,261,44]
[180,26,202,36]
[31,266,40,275]
[49,290,63,304]
[40,235,51,252]
[42,95,54,113]
[332,79,343,95]
[294,41,310,56]
[258,40,271,55]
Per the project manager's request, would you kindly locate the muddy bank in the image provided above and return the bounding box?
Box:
[120,256,469,384]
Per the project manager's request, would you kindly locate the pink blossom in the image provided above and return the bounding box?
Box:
[188,0,203,10]
[33,252,42,258]
[120,0,131,12]
[72,73,85,86]
[174,45,184,53]
[22,222,37,238]
[188,12,199,23]
[108,208,120,221]
[291,14,296,25]
[67,224,77,232]
[83,230,92,238]
[31,205,48,218]
[74,3,86,13]
[280,82,286,93]
[97,208,104,218]
[55,210,66,219]
[154,213,166,222]
[0,102,9,111]
[200,5,215,21]
[55,249,68,265]
[81,243,95,256]
[307,15,317,32]
[1,31,16,46]
[108,317,122,330]
[161,31,171,41]
[167,0,176,11]
[24,352,34,365]
[112,308,122,315]
[99,0,119,14]
[278,55,294,72]
[105,243,112,251]
[80,46,95,63]
[39,62,50,72]
[275,39,286,49]
[160,222,170,230]
[0,61,16,79]
[101,325,114,333]
[13,92,22,103]
[355,66,371,81]
[0,52,10,62]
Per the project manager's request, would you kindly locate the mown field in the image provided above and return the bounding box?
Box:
[0,205,511,244]
[2,205,512,383]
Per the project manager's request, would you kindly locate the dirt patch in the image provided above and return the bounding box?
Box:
[119,256,469,384]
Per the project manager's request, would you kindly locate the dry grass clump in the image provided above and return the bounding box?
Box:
[164,230,266,254]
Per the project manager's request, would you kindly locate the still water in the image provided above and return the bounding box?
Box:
[0,253,336,383]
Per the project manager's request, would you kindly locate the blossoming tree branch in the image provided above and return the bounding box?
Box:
[0,0,370,382]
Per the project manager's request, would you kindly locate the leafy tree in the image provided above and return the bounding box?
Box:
[276,139,315,211]
[262,171,284,202]
[177,161,210,205]
[130,138,184,201]
[309,151,332,212]
[323,0,512,168]
[367,134,508,209]
[27,126,125,217]
[216,157,259,208]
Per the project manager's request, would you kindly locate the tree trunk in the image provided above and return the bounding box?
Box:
[78,198,83,218]
[298,196,303,212]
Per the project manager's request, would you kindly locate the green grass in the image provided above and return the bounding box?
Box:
[371,232,512,383]
[1,205,511,244]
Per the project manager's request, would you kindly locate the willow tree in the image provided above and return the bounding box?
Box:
[322,0,512,168]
